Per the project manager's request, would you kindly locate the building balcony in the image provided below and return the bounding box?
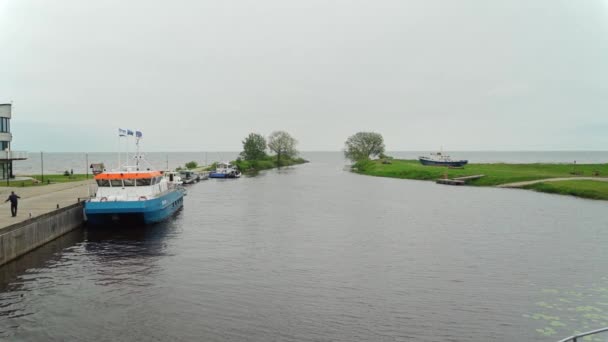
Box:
[0,132,12,142]
[0,150,28,160]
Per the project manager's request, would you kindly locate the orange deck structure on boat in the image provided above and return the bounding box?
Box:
[94,171,162,180]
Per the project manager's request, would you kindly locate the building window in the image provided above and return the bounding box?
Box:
[0,142,7,151]
[0,162,9,180]
[0,118,9,133]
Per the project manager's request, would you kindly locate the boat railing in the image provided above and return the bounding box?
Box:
[556,327,608,342]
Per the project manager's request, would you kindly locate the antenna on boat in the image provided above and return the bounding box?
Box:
[118,128,128,170]
[118,132,121,170]
[135,130,142,170]
[126,132,130,168]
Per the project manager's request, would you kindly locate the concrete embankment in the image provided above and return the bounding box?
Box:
[0,180,95,266]
[0,203,84,266]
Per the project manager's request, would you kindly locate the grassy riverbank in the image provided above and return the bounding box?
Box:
[355,159,608,186]
[354,159,608,199]
[234,156,308,173]
[523,180,608,201]
[1,174,90,187]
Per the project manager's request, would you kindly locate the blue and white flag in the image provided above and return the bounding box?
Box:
[118,128,127,137]
[136,131,143,138]
[127,129,134,136]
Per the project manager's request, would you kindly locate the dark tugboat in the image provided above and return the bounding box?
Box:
[419,151,468,167]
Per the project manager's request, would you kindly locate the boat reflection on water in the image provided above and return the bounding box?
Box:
[84,218,180,258]
[0,218,180,295]
[82,221,180,289]
[0,220,180,326]
[0,228,86,292]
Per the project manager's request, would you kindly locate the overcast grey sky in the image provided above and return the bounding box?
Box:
[0,0,607,152]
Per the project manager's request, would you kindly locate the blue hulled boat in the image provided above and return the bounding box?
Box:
[419,152,468,167]
[84,130,186,225]
[85,170,186,225]
[209,162,241,179]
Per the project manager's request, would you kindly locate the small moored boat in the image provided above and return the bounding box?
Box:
[419,152,468,167]
[209,162,241,179]
[178,170,199,184]
[163,171,183,185]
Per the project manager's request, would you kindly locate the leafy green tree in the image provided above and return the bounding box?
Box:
[185,161,198,169]
[344,132,385,162]
[240,133,267,161]
[267,131,298,166]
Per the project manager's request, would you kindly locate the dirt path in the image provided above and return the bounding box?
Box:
[497,177,608,188]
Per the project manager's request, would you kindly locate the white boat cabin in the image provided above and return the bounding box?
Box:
[92,170,169,202]
[215,162,237,174]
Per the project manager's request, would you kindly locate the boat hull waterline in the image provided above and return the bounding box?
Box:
[209,172,241,179]
[419,158,468,167]
[85,189,185,225]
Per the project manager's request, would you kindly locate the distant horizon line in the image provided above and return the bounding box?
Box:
[22,150,608,153]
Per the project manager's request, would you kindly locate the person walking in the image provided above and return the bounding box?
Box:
[5,191,21,217]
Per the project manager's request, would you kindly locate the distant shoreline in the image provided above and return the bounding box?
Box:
[233,157,309,174]
[353,159,608,201]
[15,150,608,154]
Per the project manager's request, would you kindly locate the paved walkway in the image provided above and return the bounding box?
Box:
[497,177,608,188]
[0,180,96,230]
[11,176,35,182]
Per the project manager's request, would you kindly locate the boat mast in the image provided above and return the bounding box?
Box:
[118,128,125,170]
[135,131,141,170]
[126,134,130,169]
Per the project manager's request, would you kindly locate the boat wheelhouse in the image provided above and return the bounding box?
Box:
[163,171,183,185]
[93,170,166,201]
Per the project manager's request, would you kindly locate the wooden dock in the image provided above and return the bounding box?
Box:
[453,174,485,181]
[436,174,485,186]
[436,179,465,185]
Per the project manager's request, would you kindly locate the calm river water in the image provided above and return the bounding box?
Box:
[2,152,608,341]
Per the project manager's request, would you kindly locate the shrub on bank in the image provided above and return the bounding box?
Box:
[185,161,198,169]
[233,156,307,173]
[352,159,375,172]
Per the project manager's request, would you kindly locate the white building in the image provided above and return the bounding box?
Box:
[0,104,28,180]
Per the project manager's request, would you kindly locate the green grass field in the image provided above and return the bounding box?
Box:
[354,159,608,187]
[522,180,608,201]
[1,174,91,187]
